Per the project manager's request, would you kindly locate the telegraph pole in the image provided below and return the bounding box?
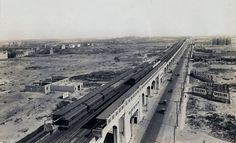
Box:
[179,83,183,112]
[174,125,176,143]
[174,101,179,127]
[173,101,179,143]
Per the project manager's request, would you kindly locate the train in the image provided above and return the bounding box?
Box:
[52,69,136,121]
[52,62,153,128]
[52,40,185,129]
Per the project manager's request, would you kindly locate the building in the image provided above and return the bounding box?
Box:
[192,83,230,103]
[24,49,35,56]
[25,76,83,94]
[25,76,67,94]
[15,51,25,58]
[61,45,66,49]
[69,44,75,49]
[192,86,207,95]
[25,81,51,94]
[0,51,8,59]
[14,50,35,58]
[50,81,83,93]
[192,51,215,59]
[50,48,54,55]
[190,70,214,82]
[212,37,231,45]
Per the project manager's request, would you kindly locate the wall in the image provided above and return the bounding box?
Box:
[213,91,229,100]
[192,87,207,95]
[50,85,76,93]
[25,85,45,93]
[0,51,8,59]
[44,84,51,94]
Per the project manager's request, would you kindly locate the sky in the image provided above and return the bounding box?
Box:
[0,0,236,40]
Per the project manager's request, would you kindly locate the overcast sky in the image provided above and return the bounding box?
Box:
[0,0,235,40]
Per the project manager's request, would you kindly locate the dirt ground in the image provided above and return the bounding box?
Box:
[177,43,236,143]
[0,39,174,143]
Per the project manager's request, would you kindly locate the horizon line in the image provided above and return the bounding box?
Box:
[1,34,235,43]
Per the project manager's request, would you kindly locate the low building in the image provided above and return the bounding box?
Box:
[192,86,207,95]
[24,49,35,56]
[61,45,66,49]
[25,76,67,94]
[25,81,51,94]
[190,70,214,82]
[192,83,230,103]
[15,51,25,58]
[61,44,76,49]
[61,92,70,99]
[212,84,230,103]
[50,48,54,55]
[15,50,35,58]
[25,76,83,94]
[50,81,83,93]
[69,44,75,49]
[192,51,215,59]
[0,51,8,59]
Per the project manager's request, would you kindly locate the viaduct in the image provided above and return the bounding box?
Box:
[17,39,189,143]
[89,40,189,143]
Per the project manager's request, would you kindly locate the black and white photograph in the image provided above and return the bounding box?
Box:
[0,0,236,143]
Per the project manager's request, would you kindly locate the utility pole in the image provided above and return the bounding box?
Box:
[180,83,183,112]
[174,101,179,127]
[174,125,176,143]
[173,101,179,143]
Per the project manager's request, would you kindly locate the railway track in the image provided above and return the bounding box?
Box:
[43,40,185,143]
[18,40,186,143]
[43,83,133,143]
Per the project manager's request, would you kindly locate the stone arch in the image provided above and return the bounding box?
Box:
[164,67,167,73]
[104,126,118,143]
[151,80,155,90]
[155,76,159,90]
[142,93,145,106]
[146,86,151,96]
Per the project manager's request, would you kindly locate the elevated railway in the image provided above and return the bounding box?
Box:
[17,39,186,143]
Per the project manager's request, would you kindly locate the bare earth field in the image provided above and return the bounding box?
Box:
[177,45,236,143]
[0,39,174,143]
